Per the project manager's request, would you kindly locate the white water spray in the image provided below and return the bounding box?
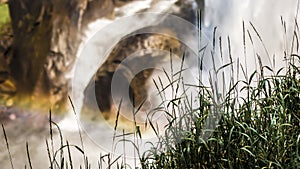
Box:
[204,0,299,75]
[60,0,178,130]
[2,1,298,169]
[59,1,300,167]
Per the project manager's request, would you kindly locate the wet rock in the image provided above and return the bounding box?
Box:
[0,70,8,84]
[4,0,204,115]
[82,27,182,120]
[6,0,150,114]
[81,0,203,120]
[82,0,115,26]
[0,24,15,105]
[0,77,16,94]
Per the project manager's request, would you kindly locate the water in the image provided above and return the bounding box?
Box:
[205,0,299,74]
[59,0,183,167]
[1,1,300,168]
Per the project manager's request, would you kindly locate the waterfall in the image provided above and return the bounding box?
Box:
[57,0,185,167]
[60,0,178,129]
[54,0,300,168]
[2,1,300,169]
[204,0,299,74]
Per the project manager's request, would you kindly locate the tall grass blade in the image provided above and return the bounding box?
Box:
[2,124,14,169]
[26,142,33,169]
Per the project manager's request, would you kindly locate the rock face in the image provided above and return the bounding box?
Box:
[0,22,15,105]
[82,0,204,120]
[7,0,81,112]
[5,0,135,113]
[1,0,204,114]
[94,28,182,114]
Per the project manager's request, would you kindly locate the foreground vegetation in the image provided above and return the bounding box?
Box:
[3,40,299,169]
[0,4,10,35]
[140,58,300,168]
[137,24,300,168]
[1,9,300,169]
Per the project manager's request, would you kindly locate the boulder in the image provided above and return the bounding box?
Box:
[6,0,132,113]
[82,0,204,120]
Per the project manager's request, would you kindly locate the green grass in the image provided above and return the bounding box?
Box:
[141,64,300,168]
[0,4,10,25]
[138,20,300,169]
[138,19,300,168]
[0,4,11,36]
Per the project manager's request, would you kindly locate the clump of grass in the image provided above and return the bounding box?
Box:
[0,3,11,36]
[139,21,300,169]
[0,4,10,24]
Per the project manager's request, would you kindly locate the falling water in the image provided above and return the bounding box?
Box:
[67,1,300,167]
[1,1,300,168]
[59,0,187,167]
[205,0,299,74]
[61,0,178,127]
